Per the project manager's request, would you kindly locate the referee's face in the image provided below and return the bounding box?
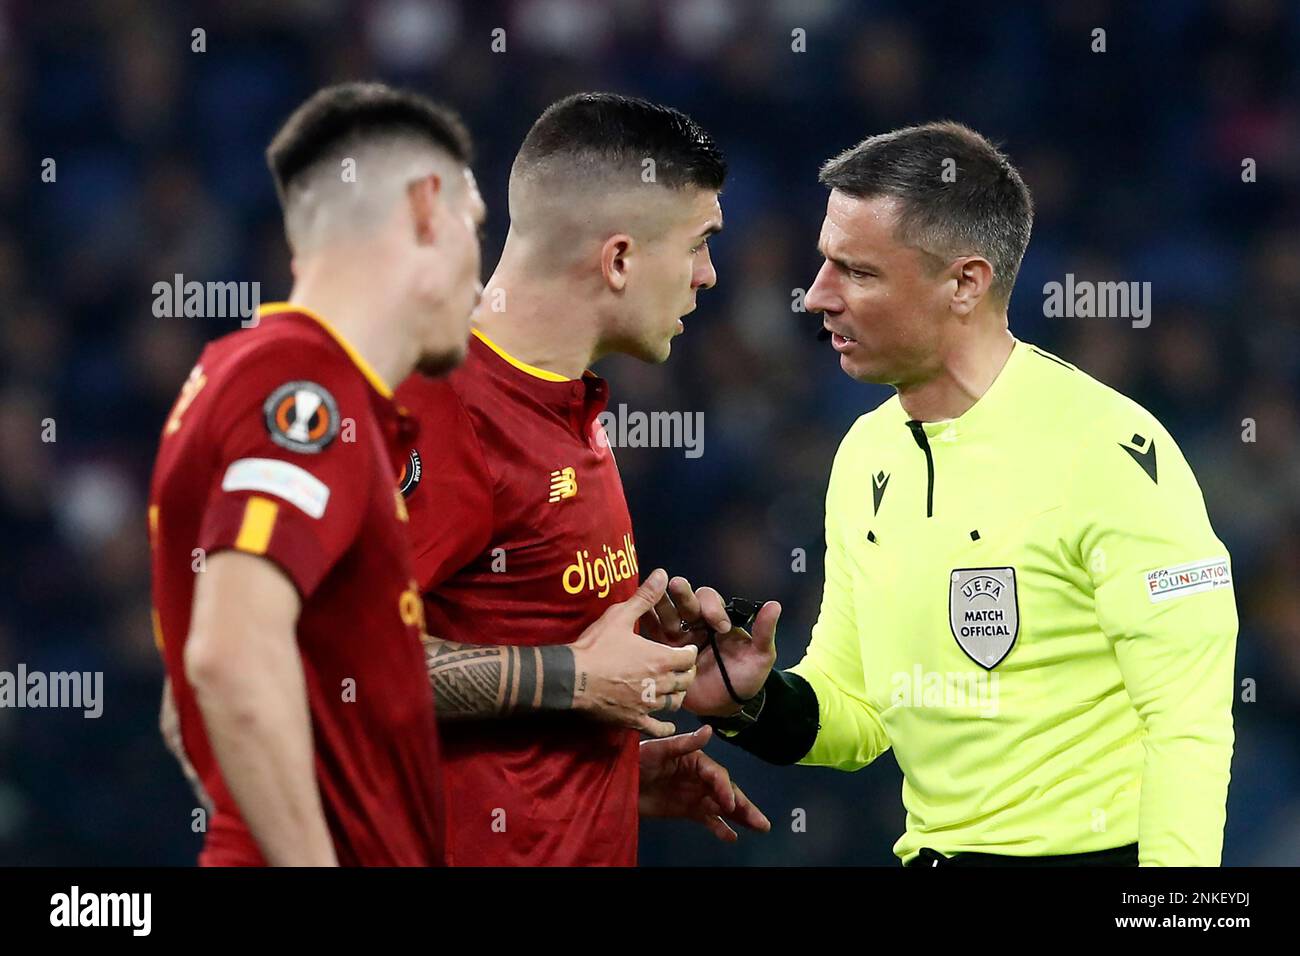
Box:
[805,191,951,386]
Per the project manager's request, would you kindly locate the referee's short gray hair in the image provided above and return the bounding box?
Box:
[819,121,1033,304]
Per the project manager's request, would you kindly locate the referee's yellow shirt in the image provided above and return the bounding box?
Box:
[789,338,1238,866]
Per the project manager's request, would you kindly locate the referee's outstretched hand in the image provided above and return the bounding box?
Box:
[571,568,700,738]
[639,576,780,718]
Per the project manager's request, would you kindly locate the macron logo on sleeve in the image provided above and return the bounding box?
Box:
[222,458,330,519]
[1119,433,1157,484]
[1144,557,1232,603]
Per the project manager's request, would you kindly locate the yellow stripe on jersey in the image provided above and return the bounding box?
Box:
[257,301,393,398]
[234,496,278,555]
[472,328,573,382]
[151,606,165,652]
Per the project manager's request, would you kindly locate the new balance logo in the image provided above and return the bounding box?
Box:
[548,466,578,502]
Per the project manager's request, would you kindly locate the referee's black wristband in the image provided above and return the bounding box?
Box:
[703,669,820,766]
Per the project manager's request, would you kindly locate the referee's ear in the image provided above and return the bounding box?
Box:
[949,254,995,316]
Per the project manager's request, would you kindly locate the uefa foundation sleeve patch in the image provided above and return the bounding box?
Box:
[1144,557,1232,603]
[222,457,330,518]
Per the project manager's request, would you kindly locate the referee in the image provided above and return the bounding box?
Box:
[670,122,1238,866]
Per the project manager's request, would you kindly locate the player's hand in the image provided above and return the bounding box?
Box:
[159,678,213,812]
[641,576,780,717]
[638,725,770,841]
[571,568,700,738]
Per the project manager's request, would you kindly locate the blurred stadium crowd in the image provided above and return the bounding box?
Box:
[0,0,1296,865]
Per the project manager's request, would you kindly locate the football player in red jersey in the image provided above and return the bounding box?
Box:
[395,94,771,865]
[149,82,486,866]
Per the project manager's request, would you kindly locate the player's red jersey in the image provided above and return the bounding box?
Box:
[148,302,444,867]
[395,329,640,866]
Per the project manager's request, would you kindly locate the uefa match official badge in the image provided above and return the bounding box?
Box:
[949,567,1019,670]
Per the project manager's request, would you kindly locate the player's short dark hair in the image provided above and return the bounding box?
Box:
[266,81,473,204]
[819,121,1033,302]
[514,92,726,191]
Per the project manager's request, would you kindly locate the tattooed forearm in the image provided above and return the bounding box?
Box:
[422,636,576,720]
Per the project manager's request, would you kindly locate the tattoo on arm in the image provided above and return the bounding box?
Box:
[423,636,575,720]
